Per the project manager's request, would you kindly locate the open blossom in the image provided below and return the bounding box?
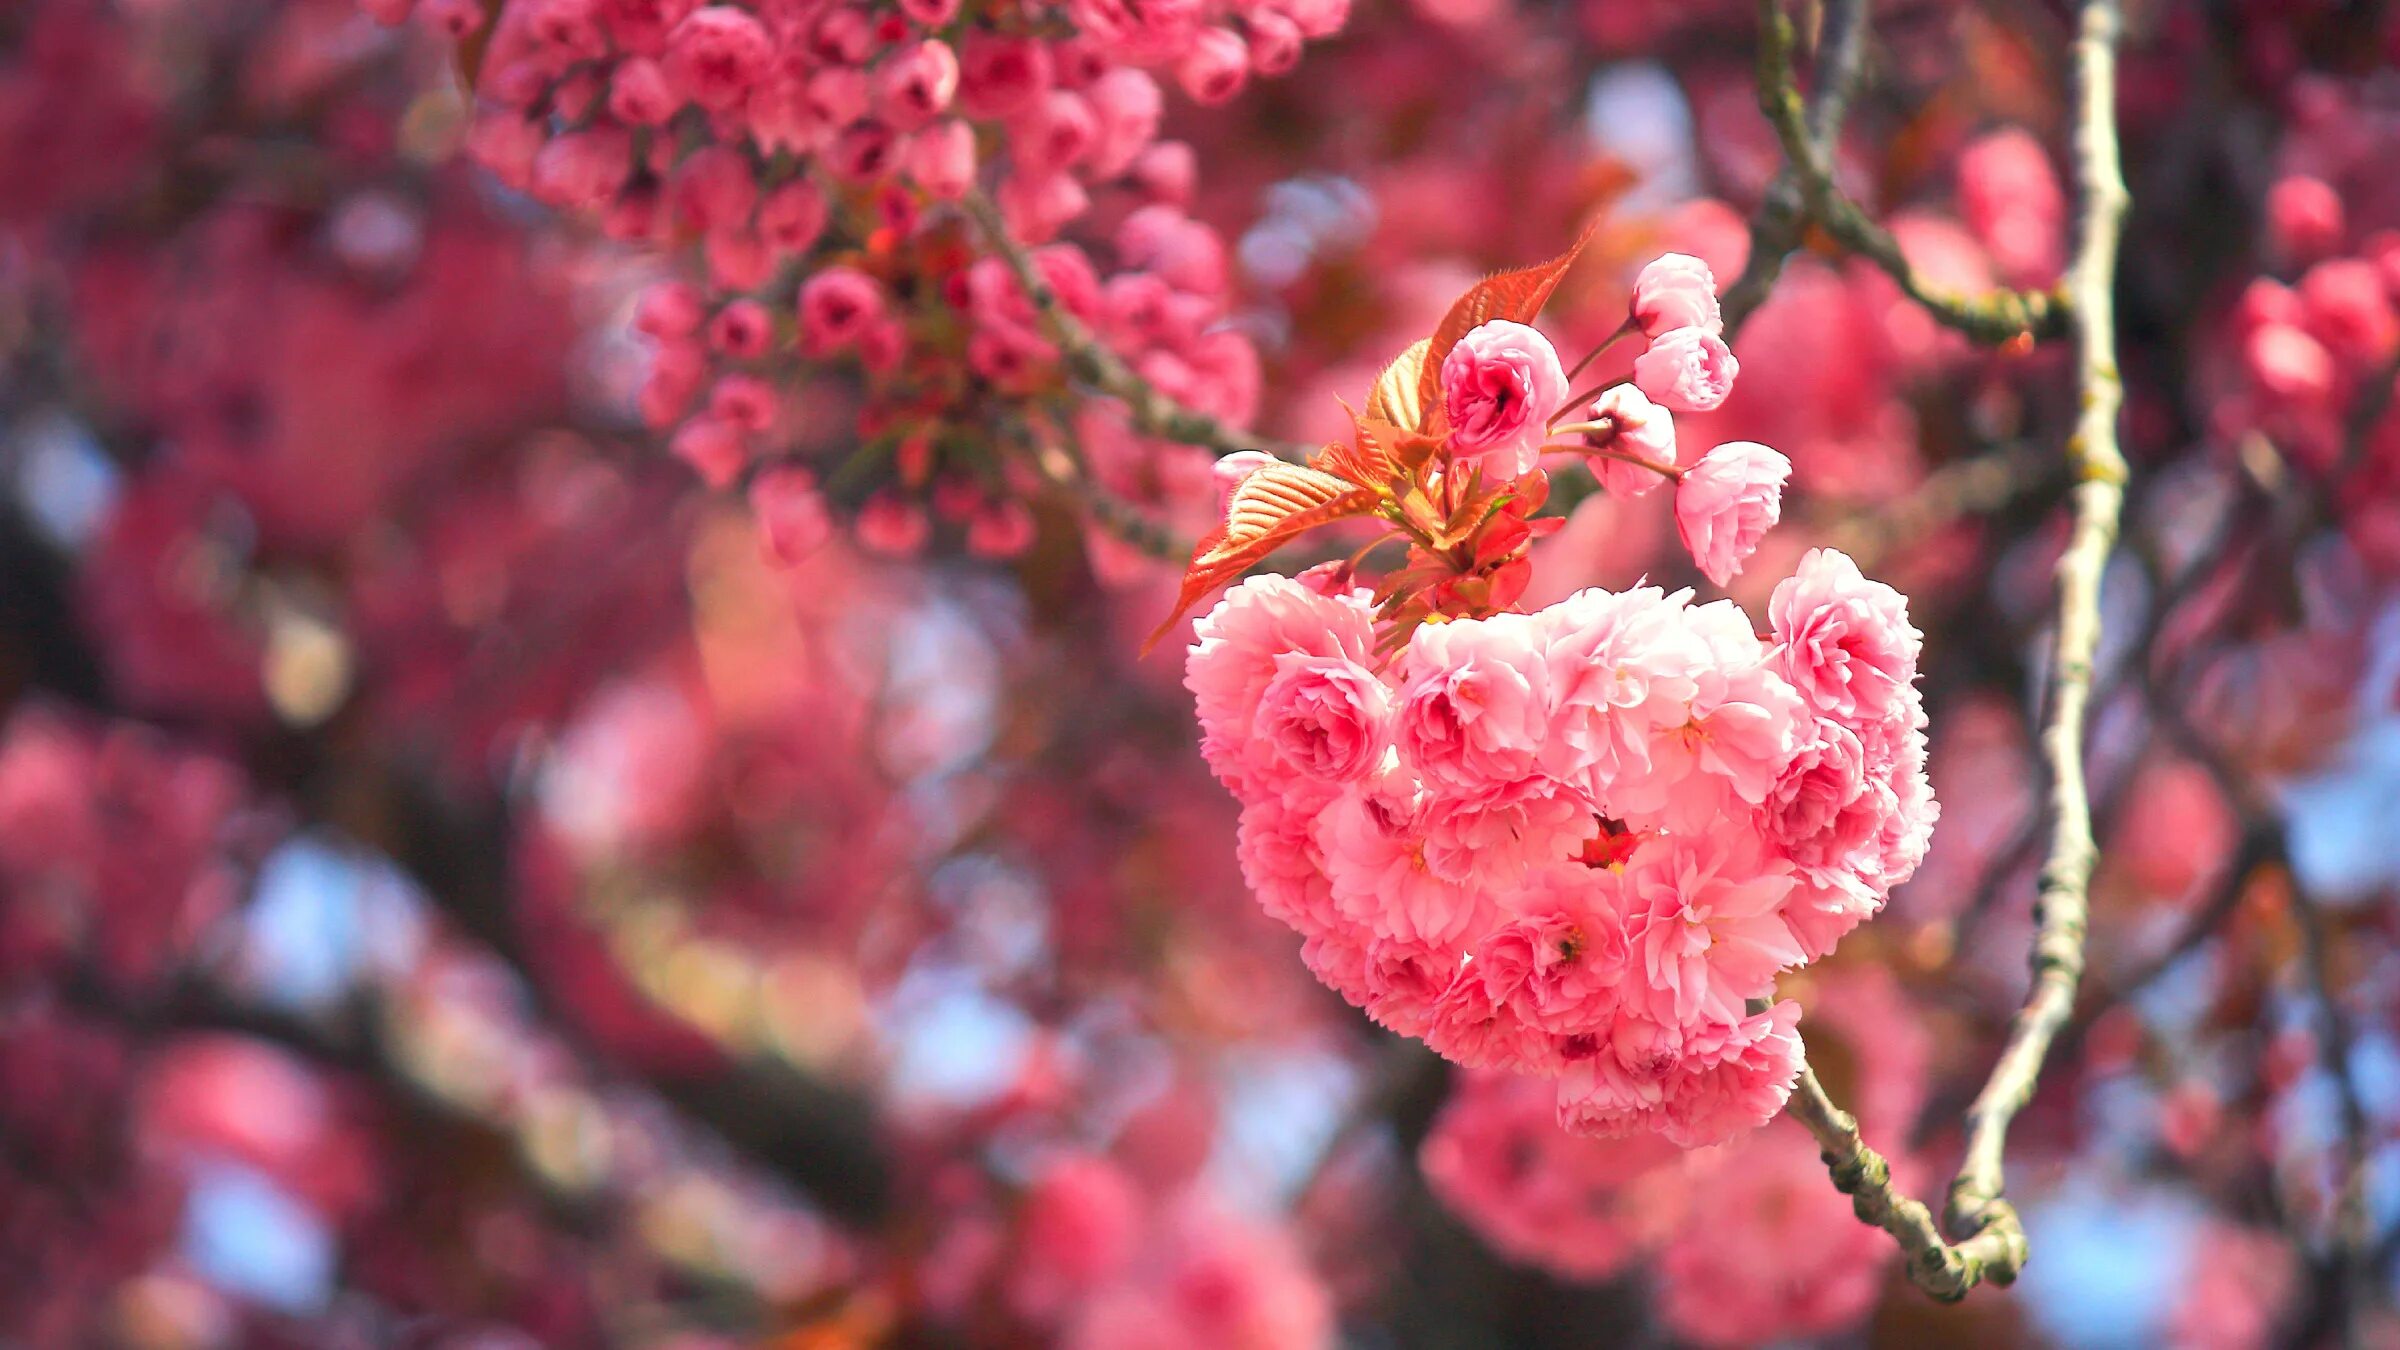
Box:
[1187,577,1377,793]
[1556,1000,1802,1148]
[1583,384,1678,498]
[1418,777,1595,884]
[1629,253,1722,337]
[1613,834,1801,1026]
[1674,442,1789,586]
[1633,325,1738,412]
[1394,612,1549,792]
[1314,780,1490,948]
[1255,654,1393,784]
[1769,547,1921,724]
[1538,585,1706,799]
[1440,320,1570,478]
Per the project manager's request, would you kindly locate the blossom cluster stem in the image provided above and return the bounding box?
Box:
[1743,0,2070,346]
[961,190,1313,464]
[1782,0,2127,1302]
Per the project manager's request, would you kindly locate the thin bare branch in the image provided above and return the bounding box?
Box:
[1946,0,2129,1242]
[1786,0,2127,1302]
[961,190,1312,463]
[1745,0,2070,346]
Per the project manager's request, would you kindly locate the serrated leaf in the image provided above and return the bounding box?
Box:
[1145,463,1378,651]
[1414,221,1598,415]
[1366,339,1432,433]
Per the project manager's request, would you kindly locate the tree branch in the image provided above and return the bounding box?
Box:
[960,190,1312,464]
[1947,0,2128,1245]
[1786,0,2127,1301]
[1722,0,1871,337]
[1744,0,2070,346]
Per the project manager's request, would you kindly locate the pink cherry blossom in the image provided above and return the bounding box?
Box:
[1612,833,1802,1026]
[1186,576,1377,795]
[1440,320,1571,478]
[1674,441,1790,586]
[1393,611,1549,793]
[1583,384,1678,498]
[1554,1000,1803,1148]
[1629,253,1722,338]
[1632,325,1739,412]
[1769,547,1922,725]
[1255,654,1394,784]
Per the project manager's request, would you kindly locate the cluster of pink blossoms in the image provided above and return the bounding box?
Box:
[1189,551,1934,1146]
[370,0,1343,563]
[1177,254,1935,1146]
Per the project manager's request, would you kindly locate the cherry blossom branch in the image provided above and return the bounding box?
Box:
[1031,404,1197,561]
[1948,0,2128,1248]
[1746,0,2070,346]
[960,190,1313,464]
[1785,0,2127,1301]
[1722,0,1869,337]
[1782,1061,2025,1301]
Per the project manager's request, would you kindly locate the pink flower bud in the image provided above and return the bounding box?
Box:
[1013,91,1097,176]
[1674,441,1789,586]
[967,500,1038,558]
[1583,384,1677,497]
[750,466,832,566]
[463,111,543,189]
[419,0,487,39]
[706,299,774,358]
[671,416,748,488]
[526,0,605,56]
[530,126,632,208]
[826,121,900,183]
[704,228,773,290]
[665,145,758,235]
[1633,326,1739,412]
[608,57,677,125]
[1083,68,1162,180]
[875,39,960,130]
[1440,320,1571,478]
[2298,258,2397,366]
[1129,141,1196,204]
[2243,323,2336,405]
[663,7,774,113]
[1245,11,1304,75]
[906,120,977,199]
[1279,0,1350,39]
[798,266,889,354]
[958,33,1052,120]
[757,180,830,256]
[899,0,960,24]
[640,341,706,427]
[1628,253,1721,338]
[856,492,930,556]
[997,170,1089,244]
[709,374,779,431]
[2267,174,2344,263]
[1176,27,1249,105]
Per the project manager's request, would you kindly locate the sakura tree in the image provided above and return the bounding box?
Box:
[0,0,2395,1344]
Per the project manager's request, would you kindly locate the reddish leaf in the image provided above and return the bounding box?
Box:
[1366,339,1433,433]
[1414,221,1599,415]
[1145,462,1379,651]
